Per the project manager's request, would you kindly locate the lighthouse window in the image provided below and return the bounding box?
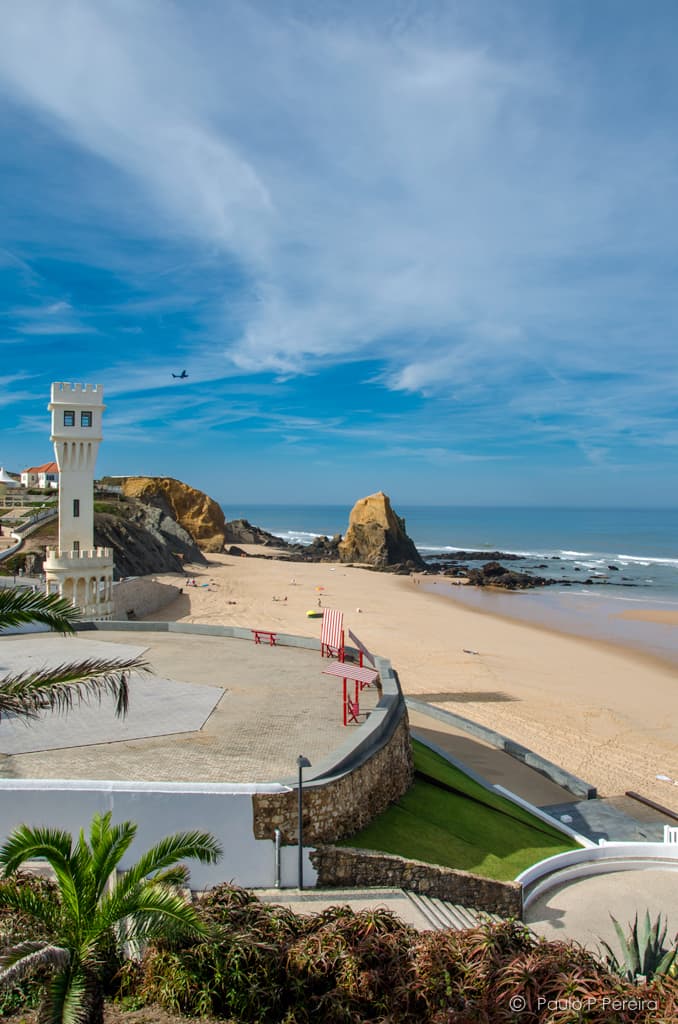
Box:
[73,499,80,518]
[81,411,92,427]
[64,410,75,427]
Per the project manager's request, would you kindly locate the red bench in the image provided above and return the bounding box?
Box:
[252,629,277,646]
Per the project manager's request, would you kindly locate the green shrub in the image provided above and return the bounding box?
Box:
[113,886,678,1023]
[0,873,57,1013]
[93,501,126,517]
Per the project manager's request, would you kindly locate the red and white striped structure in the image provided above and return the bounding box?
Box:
[320,607,344,660]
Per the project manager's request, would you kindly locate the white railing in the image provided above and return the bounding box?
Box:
[0,508,59,562]
[518,843,678,910]
[16,508,58,532]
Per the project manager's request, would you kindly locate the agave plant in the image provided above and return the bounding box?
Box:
[599,910,678,982]
[0,811,222,1024]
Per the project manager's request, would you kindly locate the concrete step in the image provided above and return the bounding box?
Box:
[404,891,502,931]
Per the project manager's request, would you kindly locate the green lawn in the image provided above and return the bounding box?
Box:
[340,740,579,880]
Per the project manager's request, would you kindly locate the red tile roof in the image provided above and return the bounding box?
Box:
[22,462,59,474]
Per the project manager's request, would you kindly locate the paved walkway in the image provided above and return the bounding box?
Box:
[526,867,678,950]
[0,630,380,784]
[408,708,578,808]
[541,797,667,843]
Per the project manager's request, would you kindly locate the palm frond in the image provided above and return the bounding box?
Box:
[106,883,207,944]
[88,813,137,902]
[0,587,79,633]
[0,823,74,876]
[0,654,150,721]
[0,941,70,988]
[114,831,222,896]
[0,877,62,929]
[146,864,190,888]
[62,970,90,1024]
[40,967,87,1024]
[0,825,83,922]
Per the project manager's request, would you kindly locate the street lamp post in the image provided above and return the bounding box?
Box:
[296,754,311,890]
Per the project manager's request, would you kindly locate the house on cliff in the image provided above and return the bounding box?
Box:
[20,461,59,489]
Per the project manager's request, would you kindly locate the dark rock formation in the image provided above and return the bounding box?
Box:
[465,561,558,590]
[94,507,207,579]
[338,492,425,568]
[287,534,342,562]
[223,519,286,546]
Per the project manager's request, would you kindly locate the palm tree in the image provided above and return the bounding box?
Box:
[0,811,222,1023]
[0,587,148,721]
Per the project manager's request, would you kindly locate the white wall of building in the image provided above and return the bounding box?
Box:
[0,779,317,890]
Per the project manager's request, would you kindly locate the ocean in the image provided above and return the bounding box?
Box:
[220,504,678,666]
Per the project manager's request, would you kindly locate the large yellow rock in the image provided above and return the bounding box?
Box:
[338,492,424,567]
[121,477,225,552]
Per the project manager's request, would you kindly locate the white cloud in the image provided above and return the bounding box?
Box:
[0,0,676,454]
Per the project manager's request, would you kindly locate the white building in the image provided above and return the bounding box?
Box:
[43,383,114,619]
[20,461,59,489]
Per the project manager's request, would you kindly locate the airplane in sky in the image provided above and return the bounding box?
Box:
[171,370,189,379]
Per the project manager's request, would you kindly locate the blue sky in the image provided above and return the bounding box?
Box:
[1,0,677,506]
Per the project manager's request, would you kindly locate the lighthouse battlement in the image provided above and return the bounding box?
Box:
[51,382,104,401]
[46,546,113,563]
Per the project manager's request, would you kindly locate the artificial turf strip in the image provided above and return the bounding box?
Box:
[412,741,572,842]
[339,740,580,881]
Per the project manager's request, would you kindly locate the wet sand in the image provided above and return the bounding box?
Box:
[618,608,678,626]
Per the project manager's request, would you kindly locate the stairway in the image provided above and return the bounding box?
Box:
[404,891,503,931]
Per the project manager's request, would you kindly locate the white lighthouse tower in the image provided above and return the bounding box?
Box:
[44,382,114,619]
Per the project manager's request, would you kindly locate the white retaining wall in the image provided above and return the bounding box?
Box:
[112,578,181,620]
[0,779,317,889]
[518,842,678,910]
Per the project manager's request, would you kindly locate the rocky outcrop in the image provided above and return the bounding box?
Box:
[120,477,226,552]
[426,550,521,562]
[223,520,343,563]
[223,519,285,547]
[464,561,557,590]
[94,507,207,579]
[290,534,342,561]
[338,492,424,569]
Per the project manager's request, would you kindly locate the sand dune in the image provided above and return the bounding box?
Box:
[145,549,678,813]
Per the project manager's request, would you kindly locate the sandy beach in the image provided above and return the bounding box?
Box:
[146,550,678,814]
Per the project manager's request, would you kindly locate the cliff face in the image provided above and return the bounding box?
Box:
[94,508,207,579]
[338,492,424,568]
[121,477,226,552]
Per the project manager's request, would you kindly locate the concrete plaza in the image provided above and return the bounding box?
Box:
[0,629,380,784]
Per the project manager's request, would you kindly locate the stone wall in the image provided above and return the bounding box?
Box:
[310,846,523,918]
[252,710,414,845]
[112,577,181,620]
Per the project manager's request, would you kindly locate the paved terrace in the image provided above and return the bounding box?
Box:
[0,629,380,784]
